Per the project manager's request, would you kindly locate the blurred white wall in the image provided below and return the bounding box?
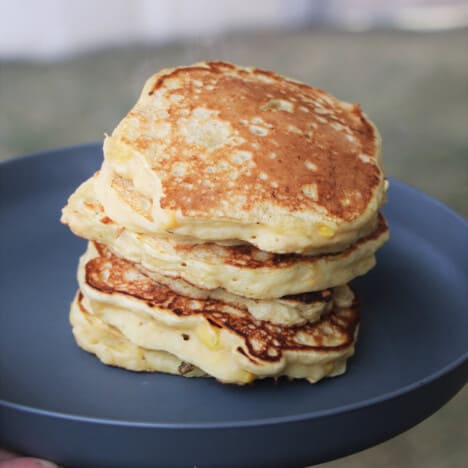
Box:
[1,0,467,60]
[0,0,309,60]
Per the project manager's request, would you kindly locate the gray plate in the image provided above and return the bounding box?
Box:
[1,144,467,468]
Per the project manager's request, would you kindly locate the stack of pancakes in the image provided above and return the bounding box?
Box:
[62,62,389,384]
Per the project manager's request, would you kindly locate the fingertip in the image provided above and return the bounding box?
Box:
[0,458,57,468]
[38,461,58,468]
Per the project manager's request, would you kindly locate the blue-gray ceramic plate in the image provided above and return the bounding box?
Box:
[1,144,467,468]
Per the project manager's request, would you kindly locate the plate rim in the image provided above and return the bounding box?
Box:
[1,353,467,430]
[1,143,467,430]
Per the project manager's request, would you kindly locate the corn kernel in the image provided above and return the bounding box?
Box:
[195,323,220,350]
[238,370,256,384]
[163,211,178,229]
[318,224,335,239]
[108,150,131,163]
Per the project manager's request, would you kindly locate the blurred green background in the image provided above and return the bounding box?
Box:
[1,1,467,467]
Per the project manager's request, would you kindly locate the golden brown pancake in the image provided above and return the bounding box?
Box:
[96,61,386,253]
[62,176,389,299]
[84,240,340,325]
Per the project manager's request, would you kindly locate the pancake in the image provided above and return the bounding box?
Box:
[70,295,205,377]
[62,176,389,299]
[139,266,335,326]
[81,241,343,326]
[61,61,389,386]
[96,61,386,254]
[74,243,360,384]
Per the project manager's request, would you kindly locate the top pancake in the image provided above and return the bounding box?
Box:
[98,61,386,253]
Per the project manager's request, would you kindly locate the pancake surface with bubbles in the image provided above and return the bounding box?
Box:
[96,61,386,254]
